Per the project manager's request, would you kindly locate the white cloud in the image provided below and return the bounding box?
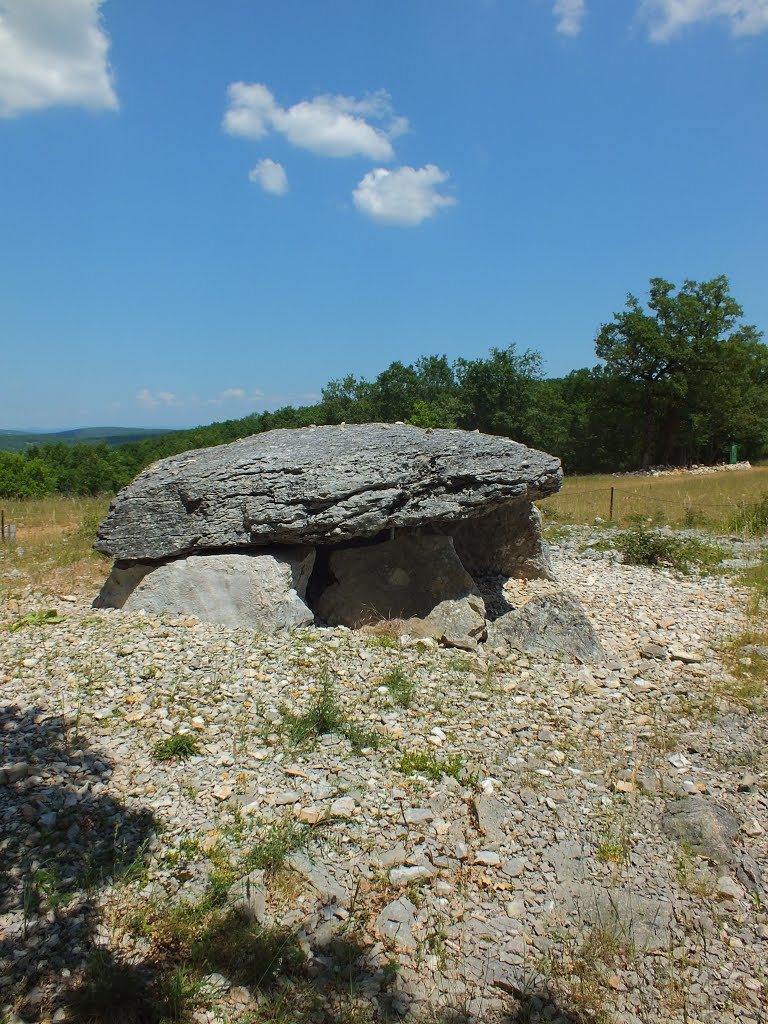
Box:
[136,388,176,408]
[223,83,406,160]
[248,158,288,195]
[554,0,586,35]
[352,165,456,227]
[0,0,117,118]
[204,387,258,406]
[641,0,768,39]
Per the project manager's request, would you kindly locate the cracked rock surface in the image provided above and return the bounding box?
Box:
[94,424,562,561]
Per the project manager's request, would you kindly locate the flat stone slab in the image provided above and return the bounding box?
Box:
[95,423,562,561]
[486,592,602,663]
[662,797,740,865]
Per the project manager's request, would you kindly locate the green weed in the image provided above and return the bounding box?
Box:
[280,668,379,753]
[8,608,62,632]
[383,663,416,707]
[245,816,313,874]
[612,524,725,573]
[153,733,201,762]
[399,749,465,783]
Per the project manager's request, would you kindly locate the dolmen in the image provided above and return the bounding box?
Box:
[94,423,600,657]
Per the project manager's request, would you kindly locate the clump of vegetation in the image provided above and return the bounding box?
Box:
[612,524,724,574]
[280,668,379,753]
[245,817,313,874]
[399,749,465,783]
[720,631,768,709]
[595,824,632,867]
[365,630,398,649]
[382,663,416,707]
[63,949,195,1024]
[8,608,62,632]
[728,491,768,536]
[153,733,201,762]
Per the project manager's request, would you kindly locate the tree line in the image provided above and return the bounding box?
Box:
[2,275,766,499]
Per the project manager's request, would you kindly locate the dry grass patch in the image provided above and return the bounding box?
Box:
[539,466,768,531]
[0,494,111,597]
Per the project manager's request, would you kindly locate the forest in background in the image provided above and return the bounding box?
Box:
[2,276,767,498]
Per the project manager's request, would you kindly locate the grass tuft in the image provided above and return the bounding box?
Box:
[382,663,416,707]
[399,749,465,783]
[610,523,725,574]
[153,733,201,762]
[245,816,314,874]
[280,667,379,753]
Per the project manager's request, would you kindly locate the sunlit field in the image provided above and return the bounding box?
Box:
[0,495,112,596]
[539,465,768,531]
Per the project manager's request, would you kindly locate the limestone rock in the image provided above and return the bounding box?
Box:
[442,502,554,580]
[486,593,602,662]
[471,794,511,845]
[95,423,563,561]
[94,548,315,631]
[559,882,673,951]
[375,897,418,952]
[662,797,740,864]
[315,533,487,649]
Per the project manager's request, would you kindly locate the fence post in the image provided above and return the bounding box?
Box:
[609,487,615,522]
[1,509,4,543]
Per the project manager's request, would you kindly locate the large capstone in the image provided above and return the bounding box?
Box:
[93,424,570,648]
[95,423,562,561]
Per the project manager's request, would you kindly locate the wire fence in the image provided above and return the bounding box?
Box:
[541,484,764,526]
[0,510,17,543]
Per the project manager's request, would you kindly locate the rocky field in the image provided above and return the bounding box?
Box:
[1,527,767,1024]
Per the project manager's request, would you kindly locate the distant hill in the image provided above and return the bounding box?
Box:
[0,426,176,453]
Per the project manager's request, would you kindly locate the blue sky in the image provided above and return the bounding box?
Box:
[1,0,766,430]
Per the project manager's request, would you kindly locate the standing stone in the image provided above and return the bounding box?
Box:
[442,502,554,580]
[315,533,486,649]
[94,548,315,631]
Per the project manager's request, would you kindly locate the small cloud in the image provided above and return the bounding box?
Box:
[223,83,405,161]
[640,0,768,40]
[136,388,176,408]
[248,159,288,195]
[352,164,456,227]
[554,0,586,36]
[0,0,118,118]
[221,387,247,400]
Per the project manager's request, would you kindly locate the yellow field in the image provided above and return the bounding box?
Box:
[538,466,768,531]
[0,495,111,596]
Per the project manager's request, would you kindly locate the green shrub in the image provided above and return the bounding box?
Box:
[614,526,724,574]
[153,733,201,762]
[728,492,768,537]
[382,664,416,707]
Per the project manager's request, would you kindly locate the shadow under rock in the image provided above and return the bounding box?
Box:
[0,703,156,1014]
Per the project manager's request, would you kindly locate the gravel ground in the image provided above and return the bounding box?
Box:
[1,528,767,1024]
